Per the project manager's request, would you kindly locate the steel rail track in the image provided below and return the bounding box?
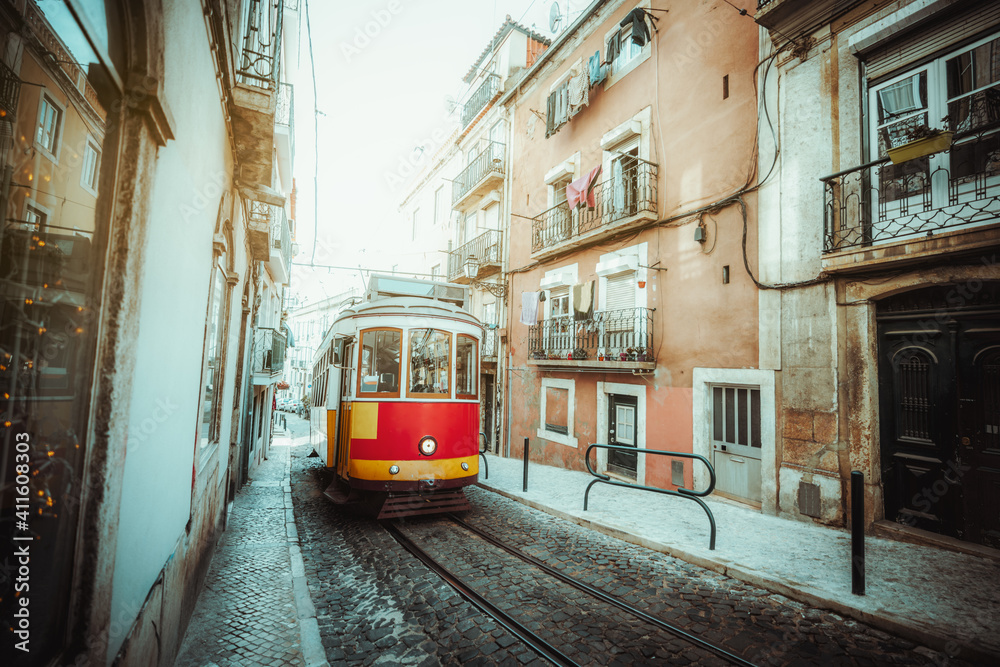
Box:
[448,514,757,667]
[381,521,578,667]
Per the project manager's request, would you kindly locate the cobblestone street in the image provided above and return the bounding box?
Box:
[281,416,966,666]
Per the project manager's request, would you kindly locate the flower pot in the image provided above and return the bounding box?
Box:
[887,131,954,164]
[619,353,627,361]
[637,281,646,288]
[598,355,605,361]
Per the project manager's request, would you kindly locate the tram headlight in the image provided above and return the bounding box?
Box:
[418,435,437,456]
[389,465,400,475]
[461,462,469,471]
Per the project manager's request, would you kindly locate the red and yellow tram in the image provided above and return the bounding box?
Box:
[310,275,482,518]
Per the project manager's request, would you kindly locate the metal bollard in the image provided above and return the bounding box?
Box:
[522,437,529,492]
[851,470,865,595]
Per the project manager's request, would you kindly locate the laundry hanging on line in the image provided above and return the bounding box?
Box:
[566,165,603,211]
[520,291,540,325]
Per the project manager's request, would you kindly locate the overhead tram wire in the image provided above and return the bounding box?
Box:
[304,0,320,266]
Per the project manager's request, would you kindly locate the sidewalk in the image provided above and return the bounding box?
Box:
[174,432,328,667]
[477,454,1000,664]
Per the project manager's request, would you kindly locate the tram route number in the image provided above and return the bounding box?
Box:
[13,431,33,652]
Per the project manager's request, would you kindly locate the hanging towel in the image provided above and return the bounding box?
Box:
[588,50,606,86]
[520,291,539,326]
[606,28,621,64]
[568,72,589,116]
[573,281,594,322]
[566,165,603,211]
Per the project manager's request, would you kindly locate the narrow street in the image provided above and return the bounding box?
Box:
[172,414,966,666]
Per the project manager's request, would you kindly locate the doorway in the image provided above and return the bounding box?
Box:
[710,385,763,504]
[878,284,1000,548]
[608,394,638,478]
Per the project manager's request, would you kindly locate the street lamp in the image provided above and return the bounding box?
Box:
[464,254,479,280]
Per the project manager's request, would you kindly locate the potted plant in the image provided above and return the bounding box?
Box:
[626,347,637,361]
[888,123,954,164]
[571,348,588,360]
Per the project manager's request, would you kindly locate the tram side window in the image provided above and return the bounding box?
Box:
[409,329,451,397]
[359,329,401,394]
[456,335,478,399]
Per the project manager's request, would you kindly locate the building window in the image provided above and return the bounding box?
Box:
[80,139,100,194]
[431,264,440,279]
[538,377,576,447]
[411,207,420,241]
[549,285,570,318]
[23,203,47,230]
[198,265,227,451]
[434,185,445,227]
[35,94,63,157]
[869,32,1000,212]
[614,24,645,74]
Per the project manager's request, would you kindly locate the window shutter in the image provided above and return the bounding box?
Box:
[604,272,635,313]
[546,91,555,137]
[861,6,1000,82]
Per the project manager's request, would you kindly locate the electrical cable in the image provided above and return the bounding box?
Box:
[304,0,320,266]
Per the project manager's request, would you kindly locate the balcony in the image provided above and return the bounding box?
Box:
[252,327,287,384]
[462,74,500,128]
[275,82,294,177]
[267,206,293,284]
[246,200,273,261]
[0,59,20,119]
[531,159,658,258]
[453,141,505,208]
[527,308,656,371]
[231,0,283,189]
[821,128,1000,273]
[482,328,498,361]
[447,229,502,283]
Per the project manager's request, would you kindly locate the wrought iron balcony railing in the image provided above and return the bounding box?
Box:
[0,59,20,119]
[482,328,498,359]
[271,206,292,268]
[253,327,287,376]
[757,0,776,9]
[462,74,500,128]
[527,308,655,363]
[822,128,1000,253]
[276,82,293,126]
[447,229,503,281]
[453,141,505,205]
[238,0,283,89]
[531,159,658,253]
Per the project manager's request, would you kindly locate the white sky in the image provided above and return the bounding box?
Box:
[288,0,576,306]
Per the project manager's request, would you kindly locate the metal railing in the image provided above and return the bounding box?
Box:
[757,0,776,9]
[253,327,287,375]
[453,141,505,205]
[0,59,20,119]
[462,74,500,128]
[276,82,294,126]
[271,207,291,269]
[447,229,503,281]
[482,328,498,359]
[584,444,718,549]
[527,307,655,362]
[531,159,658,253]
[238,0,283,89]
[822,127,1000,252]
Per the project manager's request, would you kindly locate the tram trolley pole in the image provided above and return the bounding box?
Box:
[851,470,865,595]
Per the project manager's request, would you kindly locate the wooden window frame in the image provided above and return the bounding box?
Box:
[406,328,452,400]
[456,333,479,400]
[356,327,403,399]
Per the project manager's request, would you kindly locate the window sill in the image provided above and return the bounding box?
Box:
[33,141,60,166]
[605,48,650,90]
[537,426,577,448]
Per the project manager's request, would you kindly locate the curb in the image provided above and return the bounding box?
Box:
[476,482,998,664]
[285,447,330,667]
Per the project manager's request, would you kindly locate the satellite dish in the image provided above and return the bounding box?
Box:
[549,2,562,33]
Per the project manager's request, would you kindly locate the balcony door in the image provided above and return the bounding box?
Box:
[611,143,639,220]
[601,271,637,358]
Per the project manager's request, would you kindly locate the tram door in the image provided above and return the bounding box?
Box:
[324,356,342,468]
[335,341,354,479]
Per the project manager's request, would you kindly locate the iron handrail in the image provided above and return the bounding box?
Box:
[479,431,488,479]
[584,443,718,550]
